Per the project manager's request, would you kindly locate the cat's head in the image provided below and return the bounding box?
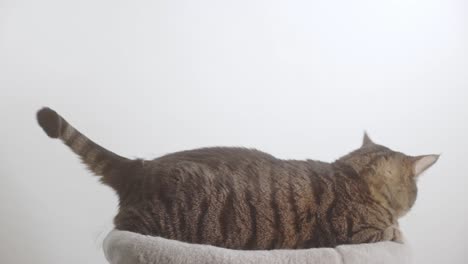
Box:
[337,133,439,218]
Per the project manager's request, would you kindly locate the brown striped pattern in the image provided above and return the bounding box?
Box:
[110,145,422,250]
[37,109,435,249]
[37,107,133,191]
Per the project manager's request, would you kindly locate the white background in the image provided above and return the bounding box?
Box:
[1,0,467,263]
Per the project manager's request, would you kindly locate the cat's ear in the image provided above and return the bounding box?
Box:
[362,132,375,147]
[411,155,439,177]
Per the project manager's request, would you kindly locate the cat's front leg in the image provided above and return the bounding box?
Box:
[384,223,403,243]
[351,223,403,244]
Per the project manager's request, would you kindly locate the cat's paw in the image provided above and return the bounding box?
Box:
[382,224,404,243]
[390,226,404,243]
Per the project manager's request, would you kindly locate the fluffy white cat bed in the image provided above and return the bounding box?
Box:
[103,230,412,264]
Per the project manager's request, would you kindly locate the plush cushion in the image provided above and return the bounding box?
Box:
[103,230,412,264]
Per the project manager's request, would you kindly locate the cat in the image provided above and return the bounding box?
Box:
[36,107,439,250]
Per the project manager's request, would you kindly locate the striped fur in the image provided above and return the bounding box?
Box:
[37,108,439,249]
[36,107,136,190]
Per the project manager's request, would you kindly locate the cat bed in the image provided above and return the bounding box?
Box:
[103,230,412,264]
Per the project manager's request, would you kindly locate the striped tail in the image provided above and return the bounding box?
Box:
[36,107,132,181]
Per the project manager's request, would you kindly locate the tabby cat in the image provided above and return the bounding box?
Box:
[36,107,439,249]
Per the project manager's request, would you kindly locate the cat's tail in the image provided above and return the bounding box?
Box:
[36,107,133,183]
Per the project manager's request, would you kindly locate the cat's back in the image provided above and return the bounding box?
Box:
[133,147,284,195]
[151,146,279,171]
[144,147,333,184]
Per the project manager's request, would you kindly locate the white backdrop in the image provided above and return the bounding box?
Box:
[1,0,467,263]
